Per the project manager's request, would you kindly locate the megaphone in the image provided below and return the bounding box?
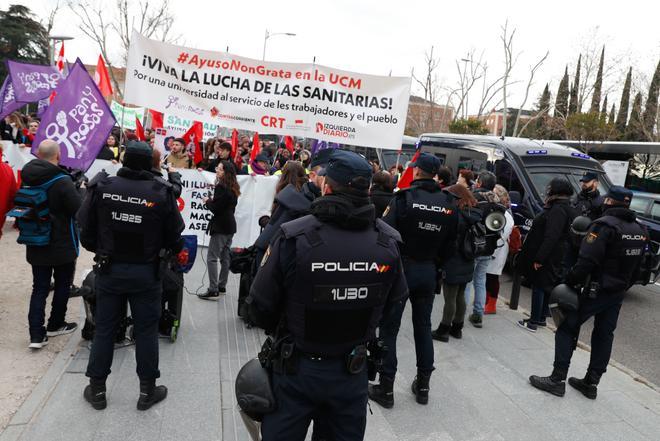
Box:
[485,211,507,232]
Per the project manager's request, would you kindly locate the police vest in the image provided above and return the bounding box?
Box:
[593,215,647,293]
[396,185,457,260]
[280,215,402,357]
[92,174,174,263]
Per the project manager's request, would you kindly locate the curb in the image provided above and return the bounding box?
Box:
[0,302,84,441]
[499,295,660,394]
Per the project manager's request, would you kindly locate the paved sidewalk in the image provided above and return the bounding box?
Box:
[2,258,659,441]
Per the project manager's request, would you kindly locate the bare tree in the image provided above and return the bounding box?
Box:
[452,50,485,120]
[68,0,177,99]
[44,0,61,34]
[575,27,630,110]
[476,63,506,118]
[115,0,177,65]
[512,51,549,137]
[500,20,517,137]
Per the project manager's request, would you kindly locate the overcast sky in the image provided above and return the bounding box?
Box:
[3,0,659,114]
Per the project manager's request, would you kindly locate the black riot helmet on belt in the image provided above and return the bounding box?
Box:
[235,358,276,422]
[123,141,153,171]
[548,284,579,328]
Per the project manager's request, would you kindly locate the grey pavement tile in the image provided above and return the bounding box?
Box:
[598,390,660,439]
[18,373,104,441]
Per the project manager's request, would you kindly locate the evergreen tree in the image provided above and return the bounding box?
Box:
[568,54,581,115]
[615,67,632,134]
[609,103,616,125]
[625,92,644,141]
[534,84,552,138]
[0,5,49,81]
[554,67,570,118]
[589,46,605,113]
[642,59,660,139]
[600,95,608,122]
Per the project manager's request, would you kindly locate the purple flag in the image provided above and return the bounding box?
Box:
[0,77,25,120]
[7,60,63,103]
[32,59,116,172]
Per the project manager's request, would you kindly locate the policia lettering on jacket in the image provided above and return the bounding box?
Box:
[245,150,408,441]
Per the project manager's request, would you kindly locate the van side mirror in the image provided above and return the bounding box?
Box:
[510,191,522,205]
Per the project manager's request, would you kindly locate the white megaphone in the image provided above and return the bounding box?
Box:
[484,210,507,232]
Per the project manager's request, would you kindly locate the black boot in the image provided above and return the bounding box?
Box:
[137,379,168,410]
[431,324,450,342]
[411,372,431,405]
[83,378,107,410]
[368,376,394,409]
[449,322,463,339]
[568,372,599,400]
[529,369,566,397]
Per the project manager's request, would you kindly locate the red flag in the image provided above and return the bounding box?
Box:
[94,55,113,98]
[135,117,145,141]
[396,150,420,190]
[183,121,204,165]
[250,132,260,162]
[149,109,164,129]
[284,135,294,154]
[56,42,65,73]
[231,129,239,160]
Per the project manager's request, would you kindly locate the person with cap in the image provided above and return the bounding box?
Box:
[77,141,185,411]
[529,186,648,399]
[370,152,458,408]
[247,153,271,176]
[247,149,408,440]
[575,171,605,221]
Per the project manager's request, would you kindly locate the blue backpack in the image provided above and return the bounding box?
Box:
[8,174,69,246]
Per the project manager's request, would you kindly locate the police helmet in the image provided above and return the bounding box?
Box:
[570,215,592,236]
[123,141,153,171]
[548,284,579,328]
[235,358,276,422]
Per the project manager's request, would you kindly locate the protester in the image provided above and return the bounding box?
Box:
[465,171,500,328]
[457,169,475,188]
[199,160,240,298]
[3,112,27,144]
[516,177,577,332]
[206,140,233,172]
[97,134,119,161]
[274,160,307,195]
[164,138,193,169]
[23,119,39,147]
[432,184,481,342]
[484,184,515,315]
[0,145,18,239]
[370,170,394,217]
[436,166,452,189]
[248,153,270,176]
[19,140,81,349]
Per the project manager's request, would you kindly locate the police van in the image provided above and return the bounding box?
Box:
[408,133,612,232]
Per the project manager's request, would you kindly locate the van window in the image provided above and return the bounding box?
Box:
[652,202,660,221]
[528,167,608,198]
[495,159,525,198]
[629,197,650,216]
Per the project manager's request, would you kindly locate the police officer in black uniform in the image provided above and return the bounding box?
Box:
[575,171,605,220]
[530,186,648,399]
[369,153,458,408]
[247,149,408,440]
[78,141,185,411]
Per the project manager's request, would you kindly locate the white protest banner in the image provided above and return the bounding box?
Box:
[110,100,145,130]
[2,142,35,172]
[164,114,218,141]
[125,31,411,150]
[176,169,277,248]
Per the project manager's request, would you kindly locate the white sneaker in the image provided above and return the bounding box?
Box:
[47,322,78,337]
[29,336,49,349]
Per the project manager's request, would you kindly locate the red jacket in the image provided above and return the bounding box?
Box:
[0,161,18,238]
